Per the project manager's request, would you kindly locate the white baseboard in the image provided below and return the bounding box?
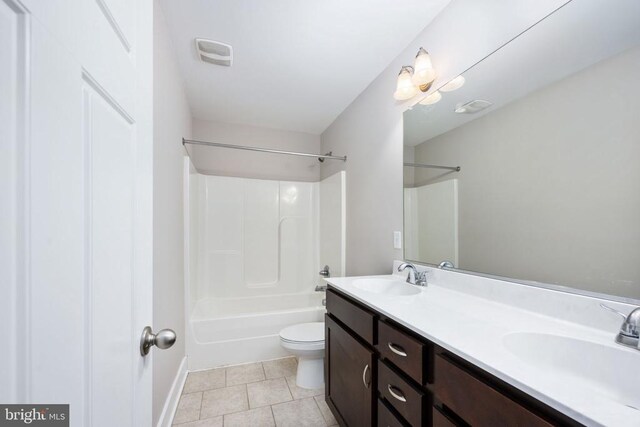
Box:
[157,356,188,427]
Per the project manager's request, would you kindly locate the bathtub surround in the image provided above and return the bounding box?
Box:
[172,357,337,426]
[153,4,191,426]
[194,176,318,300]
[186,173,345,370]
[319,0,568,276]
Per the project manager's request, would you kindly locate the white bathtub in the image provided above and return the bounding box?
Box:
[186,292,325,370]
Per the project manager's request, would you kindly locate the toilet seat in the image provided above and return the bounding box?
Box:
[279,322,324,344]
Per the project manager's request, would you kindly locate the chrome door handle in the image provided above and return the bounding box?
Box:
[362,364,370,388]
[140,326,176,356]
[387,384,407,402]
[387,342,407,357]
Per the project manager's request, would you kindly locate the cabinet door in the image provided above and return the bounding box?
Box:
[326,314,375,426]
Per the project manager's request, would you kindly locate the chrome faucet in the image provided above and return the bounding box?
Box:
[438,261,454,269]
[398,262,427,287]
[315,265,330,292]
[319,265,330,278]
[600,303,640,349]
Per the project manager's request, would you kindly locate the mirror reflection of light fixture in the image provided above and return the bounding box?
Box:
[419,90,442,105]
[440,75,465,92]
[411,47,436,91]
[393,66,419,101]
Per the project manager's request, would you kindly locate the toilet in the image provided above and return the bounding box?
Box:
[279,322,325,389]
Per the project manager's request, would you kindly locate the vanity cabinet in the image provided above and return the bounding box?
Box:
[325,314,375,426]
[433,354,553,427]
[325,288,582,427]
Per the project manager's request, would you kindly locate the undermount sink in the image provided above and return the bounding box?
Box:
[352,278,421,296]
[503,332,640,409]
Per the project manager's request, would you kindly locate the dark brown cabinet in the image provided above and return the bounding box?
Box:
[325,314,375,426]
[378,399,408,427]
[377,361,429,426]
[433,354,553,427]
[325,287,583,427]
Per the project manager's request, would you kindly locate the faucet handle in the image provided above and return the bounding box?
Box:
[601,303,640,339]
[438,261,454,269]
[415,270,428,286]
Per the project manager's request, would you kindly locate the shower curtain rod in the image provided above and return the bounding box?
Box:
[183,138,347,161]
[404,162,461,172]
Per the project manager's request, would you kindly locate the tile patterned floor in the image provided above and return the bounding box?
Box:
[173,356,337,427]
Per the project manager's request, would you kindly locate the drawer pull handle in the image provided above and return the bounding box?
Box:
[362,364,370,388]
[387,384,407,402]
[388,342,407,357]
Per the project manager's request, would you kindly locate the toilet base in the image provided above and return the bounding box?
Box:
[296,356,324,389]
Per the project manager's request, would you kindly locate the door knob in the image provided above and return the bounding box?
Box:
[140,326,176,356]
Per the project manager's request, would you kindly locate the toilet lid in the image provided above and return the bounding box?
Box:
[280,322,324,343]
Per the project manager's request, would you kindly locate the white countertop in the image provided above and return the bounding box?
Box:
[325,266,640,427]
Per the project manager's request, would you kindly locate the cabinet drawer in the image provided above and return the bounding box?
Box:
[378,361,428,427]
[434,355,553,427]
[377,320,429,385]
[327,289,375,344]
[377,399,407,427]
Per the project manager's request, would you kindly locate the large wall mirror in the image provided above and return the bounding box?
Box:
[403,0,640,301]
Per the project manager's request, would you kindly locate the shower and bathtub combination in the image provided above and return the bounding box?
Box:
[183,152,345,379]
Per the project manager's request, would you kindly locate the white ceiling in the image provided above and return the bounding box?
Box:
[404,0,640,146]
[158,0,451,135]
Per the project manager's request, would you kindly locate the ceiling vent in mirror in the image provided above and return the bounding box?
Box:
[195,38,233,67]
[454,99,492,114]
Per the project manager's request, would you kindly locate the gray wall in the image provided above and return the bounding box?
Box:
[191,119,321,182]
[153,3,191,423]
[320,0,567,275]
[413,47,640,298]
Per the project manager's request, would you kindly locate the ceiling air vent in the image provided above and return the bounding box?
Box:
[195,38,233,67]
[454,100,492,114]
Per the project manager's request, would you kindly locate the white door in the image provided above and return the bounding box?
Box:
[0,0,154,426]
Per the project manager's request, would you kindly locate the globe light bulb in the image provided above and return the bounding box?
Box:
[393,66,418,101]
[411,48,436,88]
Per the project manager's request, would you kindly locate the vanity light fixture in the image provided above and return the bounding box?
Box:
[440,75,465,92]
[393,47,437,101]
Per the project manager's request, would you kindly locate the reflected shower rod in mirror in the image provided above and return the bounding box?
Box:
[404,162,460,172]
[182,138,347,162]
